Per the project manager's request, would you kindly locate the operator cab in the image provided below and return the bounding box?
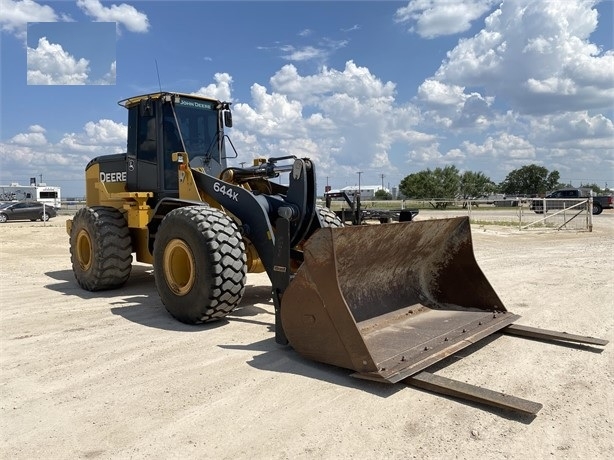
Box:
[119,92,232,202]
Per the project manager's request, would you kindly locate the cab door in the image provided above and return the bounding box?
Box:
[126,104,160,193]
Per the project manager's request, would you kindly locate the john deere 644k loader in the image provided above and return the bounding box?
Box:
[67,92,607,414]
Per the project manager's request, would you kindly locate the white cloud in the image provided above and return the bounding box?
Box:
[27,37,90,85]
[416,79,495,129]
[0,0,149,40]
[341,24,361,33]
[230,55,614,185]
[407,143,445,163]
[417,79,466,107]
[0,0,67,38]
[234,83,305,139]
[27,38,116,86]
[9,125,47,146]
[0,119,126,187]
[193,73,234,102]
[5,1,614,195]
[76,0,149,33]
[226,61,424,181]
[429,0,613,114]
[28,124,46,133]
[529,112,614,149]
[395,0,497,38]
[5,119,125,153]
[463,133,536,159]
[270,61,396,105]
[81,119,126,144]
[280,45,326,62]
[403,0,613,184]
[261,38,348,66]
[107,60,117,83]
[94,61,116,85]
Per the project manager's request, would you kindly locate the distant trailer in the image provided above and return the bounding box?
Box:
[0,183,62,208]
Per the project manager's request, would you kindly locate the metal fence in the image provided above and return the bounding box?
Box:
[440,198,592,231]
[62,198,595,232]
[324,197,595,231]
[57,201,86,213]
[517,197,592,231]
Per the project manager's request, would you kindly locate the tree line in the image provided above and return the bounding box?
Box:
[390,164,609,202]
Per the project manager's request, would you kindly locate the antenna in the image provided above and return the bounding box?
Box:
[155,59,162,91]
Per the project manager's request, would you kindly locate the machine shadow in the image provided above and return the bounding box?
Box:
[219,337,404,398]
[45,268,547,418]
[47,268,405,397]
[221,333,541,420]
[44,266,274,333]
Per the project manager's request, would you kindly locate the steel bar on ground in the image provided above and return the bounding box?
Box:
[406,371,543,415]
[502,324,608,346]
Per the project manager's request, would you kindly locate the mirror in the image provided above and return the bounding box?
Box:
[224,110,233,128]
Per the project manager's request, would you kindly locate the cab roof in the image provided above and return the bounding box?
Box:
[118,92,222,109]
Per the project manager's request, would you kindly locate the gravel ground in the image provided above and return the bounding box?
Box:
[1,212,612,459]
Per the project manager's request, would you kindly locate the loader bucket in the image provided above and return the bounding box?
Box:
[281,217,519,383]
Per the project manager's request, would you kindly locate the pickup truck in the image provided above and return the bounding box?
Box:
[530,188,613,215]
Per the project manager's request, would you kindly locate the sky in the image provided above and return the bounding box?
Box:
[0,0,612,198]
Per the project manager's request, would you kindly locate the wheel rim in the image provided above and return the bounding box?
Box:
[0,214,6,223]
[76,229,93,271]
[163,239,195,296]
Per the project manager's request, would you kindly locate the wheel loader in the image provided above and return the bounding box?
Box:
[67,92,607,415]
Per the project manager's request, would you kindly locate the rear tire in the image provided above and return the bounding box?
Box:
[592,203,603,215]
[69,206,132,291]
[153,206,247,324]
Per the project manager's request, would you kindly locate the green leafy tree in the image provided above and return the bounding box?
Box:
[434,165,460,199]
[399,165,460,208]
[399,170,433,198]
[499,164,560,196]
[459,171,496,200]
[374,189,392,200]
[458,171,496,208]
[579,183,605,194]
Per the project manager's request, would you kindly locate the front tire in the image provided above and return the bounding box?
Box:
[153,206,247,324]
[592,203,603,215]
[317,206,344,228]
[69,206,132,291]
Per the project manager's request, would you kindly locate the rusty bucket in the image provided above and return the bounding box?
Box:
[281,217,519,383]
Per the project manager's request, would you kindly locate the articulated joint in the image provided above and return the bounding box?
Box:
[278,205,299,221]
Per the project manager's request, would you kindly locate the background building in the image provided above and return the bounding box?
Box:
[327,185,390,200]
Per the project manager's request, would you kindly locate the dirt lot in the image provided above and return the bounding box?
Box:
[1,212,612,459]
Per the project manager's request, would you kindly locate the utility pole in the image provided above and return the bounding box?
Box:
[357,171,362,196]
